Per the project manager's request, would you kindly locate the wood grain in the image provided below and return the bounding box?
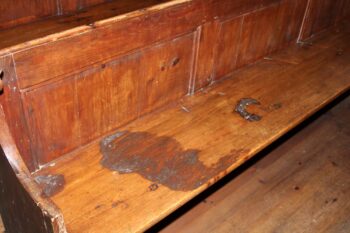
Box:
[13,1,200,89]
[0,0,57,29]
[298,0,346,40]
[237,4,280,67]
[214,16,243,79]
[0,55,34,171]
[33,29,350,233]
[22,33,195,165]
[158,90,350,233]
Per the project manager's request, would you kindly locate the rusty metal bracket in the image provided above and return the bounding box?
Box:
[235,98,262,122]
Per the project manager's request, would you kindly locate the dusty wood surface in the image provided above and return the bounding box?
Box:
[157,93,350,233]
[32,28,350,233]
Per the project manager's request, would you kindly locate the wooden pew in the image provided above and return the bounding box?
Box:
[0,0,349,232]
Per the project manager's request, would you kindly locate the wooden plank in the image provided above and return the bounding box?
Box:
[0,0,187,53]
[194,21,221,89]
[213,16,243,80]
[0,0,57,29]
[13,1,200,89]
[236,4,281,67]
[21,33,195,165]
[34,29,350,233]
[0,55,34,171]
[158,93,350,233]
[298,0,345,40]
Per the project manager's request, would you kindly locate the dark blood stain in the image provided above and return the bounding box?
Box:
[149,183,159,191]
[235,98,262,122]
[100,131,243,191]
[34,174,65,198]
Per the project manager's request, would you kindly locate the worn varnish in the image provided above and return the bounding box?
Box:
[0,0,349,232]
[100,131,245,191]
[157,92,350,233]
[34,174,65,198]
[32,29,350,233]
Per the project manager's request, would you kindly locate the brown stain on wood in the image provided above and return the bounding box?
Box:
[34,174,65,198]
[100,131,244,191]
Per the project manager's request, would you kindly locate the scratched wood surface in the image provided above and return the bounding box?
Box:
[33,29,350,233]
[157,91,350,233]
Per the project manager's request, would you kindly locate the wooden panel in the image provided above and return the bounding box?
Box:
[0,55,34,171]
[137,35,194,114]
[13,2,201,89]
[274,0,308,47]
[237,4,280,67]
[159,95,350,233]
[299,0,343,40]
[214,16,243,80]
[22,33,194,165]
[194,21,221,90]
[22,79,79,166]
[0,0,57,29]
[236,0,307,67]
[34,29,350,233]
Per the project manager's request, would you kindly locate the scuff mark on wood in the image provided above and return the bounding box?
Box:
[100,131,244,191]
[171,57,180,67]
[34,174,65,198]
[235,98,262,122]
[111,200,128,209]
[180,104,191,113]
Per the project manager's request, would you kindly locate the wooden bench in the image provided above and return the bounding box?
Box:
[0,0,349,232]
